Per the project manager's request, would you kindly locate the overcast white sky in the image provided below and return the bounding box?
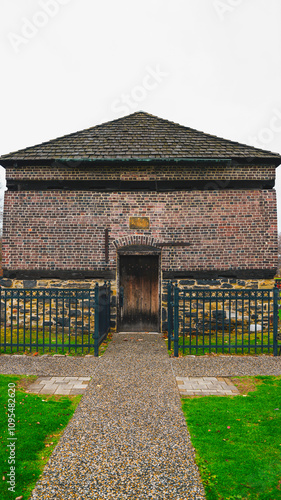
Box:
[1,0,281,228]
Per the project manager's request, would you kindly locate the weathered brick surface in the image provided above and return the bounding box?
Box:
[5,162,276,181]
[2,189,277,274]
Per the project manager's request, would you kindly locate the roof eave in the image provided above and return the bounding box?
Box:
[1,156,280,168]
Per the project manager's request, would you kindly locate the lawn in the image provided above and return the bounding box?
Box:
[165,331,278,356]
[0,374,81,499]
[0,329,113,356]
[182,376,281,499]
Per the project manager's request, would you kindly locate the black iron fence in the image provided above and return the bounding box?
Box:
[0,282,111,357]
[167,283,281,356]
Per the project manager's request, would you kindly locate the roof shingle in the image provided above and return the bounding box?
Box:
[1,112,280,164]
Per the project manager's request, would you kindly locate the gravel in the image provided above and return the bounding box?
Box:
[2,339,281,499]
[171,354,281,377]
[0,354,99,377]
[29,334,206,499]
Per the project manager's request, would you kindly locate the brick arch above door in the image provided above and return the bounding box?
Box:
[113,235,161,249]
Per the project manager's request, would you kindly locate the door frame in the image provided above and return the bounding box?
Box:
[117,245,162,332]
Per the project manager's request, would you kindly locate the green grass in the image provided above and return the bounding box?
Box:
[0,329,113,356]
[0,374,81,499]
[182,376,281,499]
[165,331,278,356]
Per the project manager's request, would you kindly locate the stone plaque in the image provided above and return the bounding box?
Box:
[129,217,150,229]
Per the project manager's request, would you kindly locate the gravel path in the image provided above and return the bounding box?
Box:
[29,333,206,500]
[1,352,281,379]
[2,339,281,499]
[0,354,99,377]
[171,354,281,377]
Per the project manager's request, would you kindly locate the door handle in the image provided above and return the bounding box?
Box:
[120,286,124,308]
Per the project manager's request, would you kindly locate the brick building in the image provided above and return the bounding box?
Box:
[0,112,280,331]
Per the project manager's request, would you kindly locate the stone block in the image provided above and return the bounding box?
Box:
[56,318,70,326]
[23,280,37,289]
[212,310,226,319]
[43,321,53,327]
[69,310,82,317]
[0,279,12,287]
[197,280,220,286]
[67,283,91,289]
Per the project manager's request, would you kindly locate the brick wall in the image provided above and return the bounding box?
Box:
[2,189,277,275]
[5,162,276,182]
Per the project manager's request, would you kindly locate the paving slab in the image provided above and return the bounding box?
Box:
[176,376,239,396]
[30,333,205,500]
[27,377,91,395]
[40,387,58,395]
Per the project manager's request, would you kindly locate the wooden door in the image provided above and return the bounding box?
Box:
[119,255,159,332]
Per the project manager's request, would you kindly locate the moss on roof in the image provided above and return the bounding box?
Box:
[1,112,280,164]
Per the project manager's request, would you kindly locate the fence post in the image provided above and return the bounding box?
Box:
[0,285,1,353]
[108,281,111,333]
[108,281,111,331]
[94,282,99,357]
[174,285,179,357]
[167,281,172,350]
[273,284,279,356]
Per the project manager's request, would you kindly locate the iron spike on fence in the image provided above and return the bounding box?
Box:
[273,283,279,356]
[94,282,100,357]
[167,281,172,350]
[174,284,179,357]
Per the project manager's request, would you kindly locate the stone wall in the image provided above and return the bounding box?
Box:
[0,276,275,334]
[161,278,275,332]
[0,278,117,333]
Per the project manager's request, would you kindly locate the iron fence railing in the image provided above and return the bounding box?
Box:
[0,282,111,357]
[167,283,280,356]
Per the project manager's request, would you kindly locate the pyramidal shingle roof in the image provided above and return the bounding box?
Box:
[1,112,280,164]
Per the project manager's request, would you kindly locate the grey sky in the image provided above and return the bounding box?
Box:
[1,0,281,227]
